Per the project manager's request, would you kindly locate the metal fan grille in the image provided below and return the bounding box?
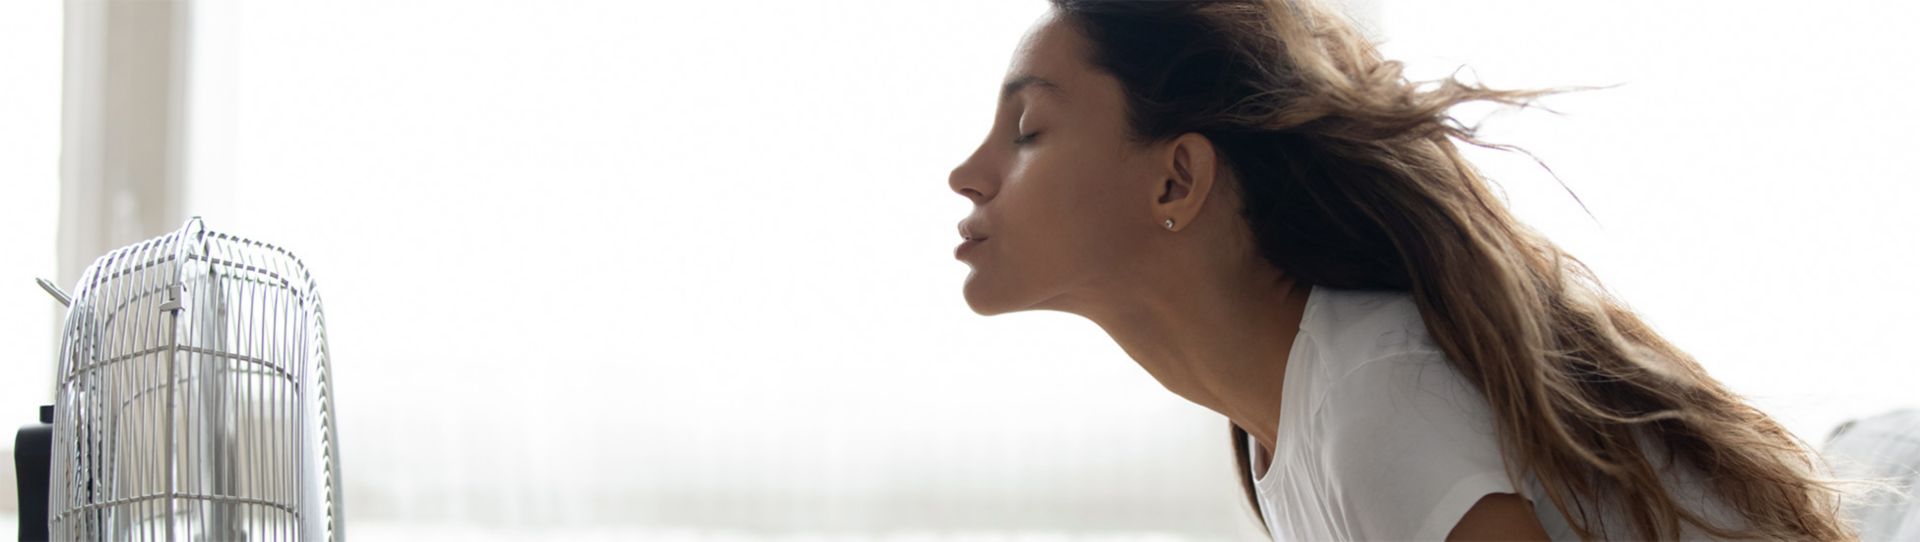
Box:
[47,218,342,541]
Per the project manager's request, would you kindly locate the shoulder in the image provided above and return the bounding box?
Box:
[1302,286,1435,366]
[1296,287,1467,425]
[1313,349,1491,442]
[1304,352,1525,540]
[1295,290,1526,540]
[1288,286,1461,428]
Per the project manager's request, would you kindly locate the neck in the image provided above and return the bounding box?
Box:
[1066,257,1311,457]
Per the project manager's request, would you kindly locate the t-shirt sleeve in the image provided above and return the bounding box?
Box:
[1313,351,1527,541]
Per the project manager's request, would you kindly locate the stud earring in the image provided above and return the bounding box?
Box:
[1163,218,1176,230]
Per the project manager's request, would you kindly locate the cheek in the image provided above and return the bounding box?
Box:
[1003,159,1139,275]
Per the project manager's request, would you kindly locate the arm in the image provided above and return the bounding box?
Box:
[1446,493,1551,541]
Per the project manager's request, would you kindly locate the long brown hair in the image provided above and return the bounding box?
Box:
[1046,0,1852,539]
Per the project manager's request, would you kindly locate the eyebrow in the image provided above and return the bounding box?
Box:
[1000,74,1066,103]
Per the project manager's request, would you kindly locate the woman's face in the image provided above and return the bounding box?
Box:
[948,10,1166,316]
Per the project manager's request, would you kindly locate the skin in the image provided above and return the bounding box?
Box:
[948,10,1549,541]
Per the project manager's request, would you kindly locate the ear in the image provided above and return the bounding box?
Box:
[1153,132,1219,232]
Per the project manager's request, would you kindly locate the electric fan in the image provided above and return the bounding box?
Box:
[14,217,343,541]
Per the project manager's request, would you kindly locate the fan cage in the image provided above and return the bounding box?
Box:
[46,218,343,541]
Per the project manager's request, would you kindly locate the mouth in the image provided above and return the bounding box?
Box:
[957,219,989,259]
[955,236,988,259]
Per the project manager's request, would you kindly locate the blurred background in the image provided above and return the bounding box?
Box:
[2,0,1916,540]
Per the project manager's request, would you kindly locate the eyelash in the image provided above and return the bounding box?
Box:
[1013,132,1038,145]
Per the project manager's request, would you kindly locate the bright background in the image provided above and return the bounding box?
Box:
[3,1,1916,540]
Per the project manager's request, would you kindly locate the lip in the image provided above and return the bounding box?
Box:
[955,237,988,260]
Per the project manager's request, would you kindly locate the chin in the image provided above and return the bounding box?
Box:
[960,272,1027,316]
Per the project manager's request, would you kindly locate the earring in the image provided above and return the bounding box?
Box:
[1163,218,1176,230]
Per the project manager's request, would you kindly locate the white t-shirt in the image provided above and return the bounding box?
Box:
[1247,285,1744,541]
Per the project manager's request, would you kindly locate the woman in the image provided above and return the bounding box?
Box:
[946,0,1852,540]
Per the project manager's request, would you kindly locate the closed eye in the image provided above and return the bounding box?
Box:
[1013,132,1038,145]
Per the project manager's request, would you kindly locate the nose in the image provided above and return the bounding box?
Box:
[948,150,995,205]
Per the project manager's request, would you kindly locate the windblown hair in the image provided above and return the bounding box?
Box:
[1046,0,1852,539]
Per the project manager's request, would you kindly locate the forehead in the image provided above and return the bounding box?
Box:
[1003,11,1095,105]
